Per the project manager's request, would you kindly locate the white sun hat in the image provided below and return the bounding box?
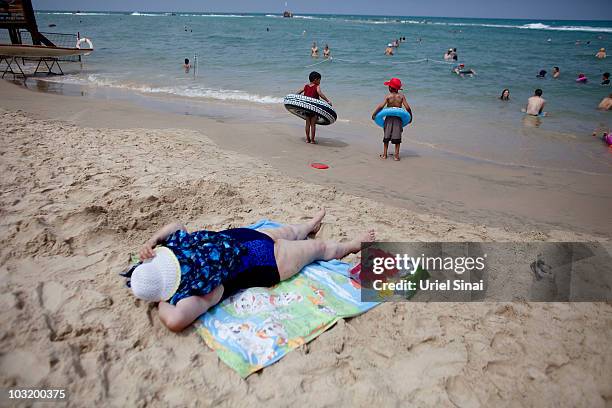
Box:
[130,247,181,302]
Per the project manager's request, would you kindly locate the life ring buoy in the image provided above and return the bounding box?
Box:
[374,107,412,127]
[283,94,337,126]
[76,37,93,50]
[576,76,588,83]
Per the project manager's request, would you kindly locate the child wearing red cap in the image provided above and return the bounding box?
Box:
[371,78,412,161]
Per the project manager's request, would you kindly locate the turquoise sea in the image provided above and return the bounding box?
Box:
[19,12,612,173]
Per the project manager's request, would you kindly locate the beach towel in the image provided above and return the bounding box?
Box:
[196,219,379,378]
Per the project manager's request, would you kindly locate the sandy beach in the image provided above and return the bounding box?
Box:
[1,79,611,407]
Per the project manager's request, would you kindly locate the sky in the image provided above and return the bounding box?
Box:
[33,0,612,21]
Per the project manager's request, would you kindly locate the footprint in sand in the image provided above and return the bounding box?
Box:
[445,375,482,408]
[0,349,49,386]
[40,281,68,313]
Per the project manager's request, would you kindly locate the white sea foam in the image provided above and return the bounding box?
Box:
[412,20,612,33]
[521,23,550,29]
[43,12,113,16]
[40,74,284,104]
[130,12,164,16]
[177,13,254,18]
[293,15,323,20]
[273,14,612,33]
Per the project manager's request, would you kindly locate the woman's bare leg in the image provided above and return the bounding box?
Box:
[260,209,325,242]
[274,230,376,280]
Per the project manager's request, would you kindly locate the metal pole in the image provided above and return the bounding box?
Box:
[77,31,82,63]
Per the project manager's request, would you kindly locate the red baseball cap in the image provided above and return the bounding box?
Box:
[384,78,402,90]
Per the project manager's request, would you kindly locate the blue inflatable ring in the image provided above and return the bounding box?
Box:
[375,107,412,127]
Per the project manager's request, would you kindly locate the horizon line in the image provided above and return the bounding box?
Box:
[35,9,612,22]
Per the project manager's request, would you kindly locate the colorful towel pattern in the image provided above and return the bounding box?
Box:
[196,220,379,378]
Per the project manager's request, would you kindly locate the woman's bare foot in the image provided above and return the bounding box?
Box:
[346,229,376,254]
[379,154,387,159]
[394,155,400,161]
[307,209,326,237]
[306,138,312,143]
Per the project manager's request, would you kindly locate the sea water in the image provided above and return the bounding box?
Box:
[15,12,612,174]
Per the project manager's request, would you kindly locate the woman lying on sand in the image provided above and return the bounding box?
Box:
[123,210,375,332]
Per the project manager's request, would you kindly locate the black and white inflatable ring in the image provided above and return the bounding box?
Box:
[283,94,337,126]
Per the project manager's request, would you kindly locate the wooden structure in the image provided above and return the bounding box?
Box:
[0,0,93,78]
[0,0,54,46]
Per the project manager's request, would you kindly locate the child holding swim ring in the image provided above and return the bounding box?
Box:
[296,71,332,144]
[371,78,412,161]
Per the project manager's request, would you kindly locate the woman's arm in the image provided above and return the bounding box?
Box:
[139,221,187,260]
[158,285,224,332]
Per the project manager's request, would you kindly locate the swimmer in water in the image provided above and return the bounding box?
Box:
[311,42,319,58]
[444,48,453,61]
[525,89,546,116]
[552,66,560,79]
[323,44,331,58]
[598,93,612,110]
[576,73,588,83]
[602,72,610,85]
[385,44,394,56]
[537,69,547,78]
[183,58,191,73]
[452,48,458,61]
[453,63,475,77]
[500,89,510,101]
[596,48,606,59]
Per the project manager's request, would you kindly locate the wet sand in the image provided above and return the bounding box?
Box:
[2,79,611,237]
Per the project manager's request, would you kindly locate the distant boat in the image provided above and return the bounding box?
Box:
[283,1,292,17]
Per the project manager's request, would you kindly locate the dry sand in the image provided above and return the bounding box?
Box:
[0,104,611,407]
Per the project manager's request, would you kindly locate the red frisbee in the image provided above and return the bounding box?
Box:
[310,163,329,170]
